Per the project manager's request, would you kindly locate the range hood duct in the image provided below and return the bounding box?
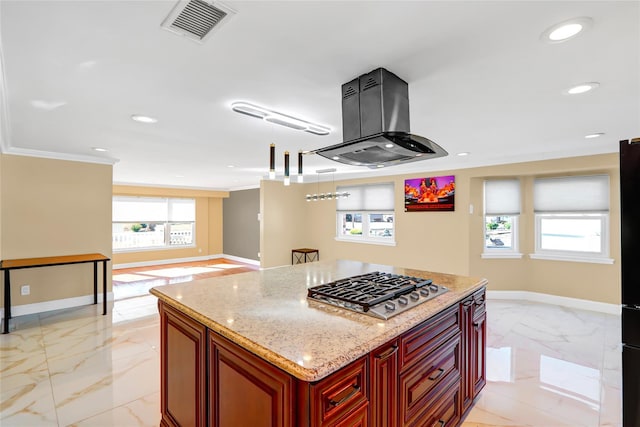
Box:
[316,68,447,168]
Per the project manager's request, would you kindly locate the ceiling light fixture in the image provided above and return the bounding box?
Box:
[298,151,304,183]
[305,168,350,202]
[541,17,592,43]
[31,100,67,111]
[269,143,276,180]
[131,114,158,123]
[585,133,605,139]
[284,151,290,186]
[457,152,470,156]
[92,147,108,152]
[231,102,330,136]
[564,82,600,95]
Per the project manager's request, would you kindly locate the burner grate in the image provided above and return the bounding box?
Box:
[307,271,432,313]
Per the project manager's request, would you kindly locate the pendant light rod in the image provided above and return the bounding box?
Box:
[284,151,290,186]
[269,143,276,180]
[297,151,304,183]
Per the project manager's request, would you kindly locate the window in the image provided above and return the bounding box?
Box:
[483,179,521,258]
[113,197,196,251]
[336,183,395,244]
[532,175,612,263]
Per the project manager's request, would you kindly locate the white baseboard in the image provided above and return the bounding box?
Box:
[113,253,260,270]
[0,292,115,319]
[487,290,621,315]
[220,254,260,266]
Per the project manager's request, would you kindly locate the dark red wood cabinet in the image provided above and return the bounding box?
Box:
[158,287,486,427]
[159,301,207,427]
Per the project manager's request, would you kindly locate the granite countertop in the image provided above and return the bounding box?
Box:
[150,259,487,382]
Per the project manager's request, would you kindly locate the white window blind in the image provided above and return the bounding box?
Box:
[336,183,394,211]
[534,175,609,212]
[113,197,168,222]
[484,179,521,215]
[169,199,196,221]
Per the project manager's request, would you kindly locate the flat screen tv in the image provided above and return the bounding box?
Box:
[404,175,455,212]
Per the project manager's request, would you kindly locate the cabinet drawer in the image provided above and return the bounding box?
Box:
[400,304,460,370]
[399,334,461,426]
[311,357,368,426]
[424,379,461,427]
[335,402,369,427]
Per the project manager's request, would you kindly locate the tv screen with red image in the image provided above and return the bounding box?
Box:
[404,175,455,212]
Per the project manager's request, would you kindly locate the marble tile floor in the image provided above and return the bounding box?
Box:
[1,298,621,426]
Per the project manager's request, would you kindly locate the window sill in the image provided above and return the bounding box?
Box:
[335,237,397,247]
[481,252,523,259]
[529,253,614,264]
[113,245,196,254]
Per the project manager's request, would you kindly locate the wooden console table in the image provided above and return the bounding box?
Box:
[1,253,110,334]
[291,248,319,265]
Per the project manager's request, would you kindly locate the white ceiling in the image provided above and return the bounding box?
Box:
[1,0,638,191]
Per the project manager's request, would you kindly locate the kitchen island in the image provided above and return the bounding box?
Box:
[150,259,487,427]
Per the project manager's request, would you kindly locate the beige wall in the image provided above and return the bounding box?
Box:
[260,180,309,267]
[0,155,113,304]
[112,185,226,265]
[261,153,620,304]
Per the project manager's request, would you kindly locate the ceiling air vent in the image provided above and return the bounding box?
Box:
[161,0,235,43]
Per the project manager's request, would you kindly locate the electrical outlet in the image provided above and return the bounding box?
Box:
[21,285,30,296]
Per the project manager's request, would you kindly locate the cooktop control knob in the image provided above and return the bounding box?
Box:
[420,289,430,297]
[429,284,439,292]
[384,302,396,311]
[398,296,408,306]
[410,292,420,301]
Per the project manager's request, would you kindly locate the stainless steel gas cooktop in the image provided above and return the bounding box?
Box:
[307,271,448,320]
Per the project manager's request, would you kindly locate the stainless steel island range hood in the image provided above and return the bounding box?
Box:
[316,68,447,168]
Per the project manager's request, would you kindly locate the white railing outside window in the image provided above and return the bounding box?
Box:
[112,197,196,251]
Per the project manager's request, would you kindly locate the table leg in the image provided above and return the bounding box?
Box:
[102,261,107,315]
[3,270,10,334]
[93,261,98,305]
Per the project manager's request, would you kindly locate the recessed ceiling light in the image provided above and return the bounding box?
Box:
[385,143,394,148]
[585,133,605,139]
[31,100,66,110]
[175,174,185,178]
[131,114,158,123]
[457,152,470,156]
[227,165,235,168]
[231,101,330,136]
[542,17,592,43]
[332,156,340,160]
[376,164,384,168]
[564,82,600,95]
[92,147,108,152]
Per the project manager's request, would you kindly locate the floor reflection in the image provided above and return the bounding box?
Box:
[463,299,621,427]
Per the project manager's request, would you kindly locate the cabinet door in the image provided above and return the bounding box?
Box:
[159,301,207,427]
[459,297,474,414]
[209,334,295,427]
[370,341,398,427]
[471,311,487,398]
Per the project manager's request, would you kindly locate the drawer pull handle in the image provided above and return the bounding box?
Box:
[428,368,445,381]
[433,420,445,427]
[473,321,481,327]
[463,300,473,307]
[375,345,398,360]
[328,384,360,407]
